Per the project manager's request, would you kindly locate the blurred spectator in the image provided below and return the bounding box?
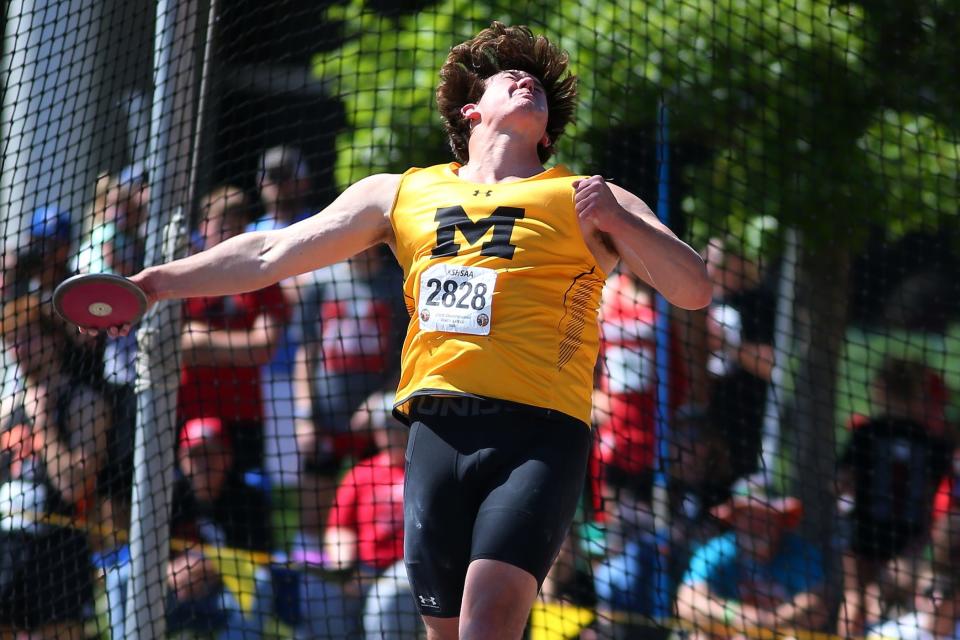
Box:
[0,247,17,304]
[676,495,827,639]
[98,166,151,464]
[0,293,111,638]
[293,245,405,561]
[166,416,273,636]
[171,417,272,555]
[72,172,115,275]
[251,145,314,231]
[931,448,959,583]
[867,574,960,640]
[195,186,254,251]
[591,407,728,636]
[924,476,960,640]
[703,238,775,485]
[316,390,421,640]
[590,271,688,533]
[5,206,103,383]
[592,527,663,631]
[845,362,951,438]
[247,145,318,490]
[178,186,288,474]
[662,408,733,571]
[323,390,406,574]
[101,163,149,278]
[837,357,954,637]
[541,531,595,608]
[11,206,75,300]
[69,172,143,565]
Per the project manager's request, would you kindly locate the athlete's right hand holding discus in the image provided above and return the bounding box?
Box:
[67,21,711,640]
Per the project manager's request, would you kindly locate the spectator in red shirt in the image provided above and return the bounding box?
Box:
[324,390,406,574]
[590,271,688,536]
[178,186,289,473]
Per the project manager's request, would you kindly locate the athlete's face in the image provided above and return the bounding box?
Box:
[462,70,550,143]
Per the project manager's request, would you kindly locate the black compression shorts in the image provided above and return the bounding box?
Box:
[402,395,591,618]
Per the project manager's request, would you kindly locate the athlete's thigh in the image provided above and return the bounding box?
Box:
[470,412,591,586]
[403,418,475,618]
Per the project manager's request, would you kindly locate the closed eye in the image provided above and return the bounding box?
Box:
[503,70,544,93]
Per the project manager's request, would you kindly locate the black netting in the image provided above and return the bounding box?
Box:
[1,1,959,638]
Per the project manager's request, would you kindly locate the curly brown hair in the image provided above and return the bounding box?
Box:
[436,22,578,164]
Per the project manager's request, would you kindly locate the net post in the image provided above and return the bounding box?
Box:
[755,227,800,490]
[652,97,673,622]
[123,0,204,636]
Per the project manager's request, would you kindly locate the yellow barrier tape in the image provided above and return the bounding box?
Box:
[18,512,901,637]
[22,511,269,613]
[529,603,899,640]
[530,602,595,640]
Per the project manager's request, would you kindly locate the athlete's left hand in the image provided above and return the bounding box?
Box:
[572,175,627,233]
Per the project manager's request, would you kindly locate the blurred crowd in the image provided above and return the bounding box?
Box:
[0,147,957,639]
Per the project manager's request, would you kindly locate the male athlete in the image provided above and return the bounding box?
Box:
[90,22,711,640]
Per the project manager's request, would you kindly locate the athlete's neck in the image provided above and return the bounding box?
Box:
[458,133,545,184]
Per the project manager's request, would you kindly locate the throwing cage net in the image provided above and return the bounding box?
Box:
[1,0,959,638]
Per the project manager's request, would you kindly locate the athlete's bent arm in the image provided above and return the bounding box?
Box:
[573,175,712,310]
[133,173,401,304]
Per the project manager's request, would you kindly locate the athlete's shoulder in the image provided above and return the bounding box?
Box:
[398,163,457,182]
[535,164,579,190]
[391,164,464,203]
[353,172,405,188]
[546,163,576,178]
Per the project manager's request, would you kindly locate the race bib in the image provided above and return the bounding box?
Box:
[417,264,496,336]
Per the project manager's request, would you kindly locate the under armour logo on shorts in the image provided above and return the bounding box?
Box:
[418,595,440,608]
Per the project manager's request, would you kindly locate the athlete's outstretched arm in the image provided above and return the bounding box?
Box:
[573,175,711,310]
[134,173,401,304]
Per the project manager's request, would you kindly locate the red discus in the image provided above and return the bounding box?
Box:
[53,273,148,330]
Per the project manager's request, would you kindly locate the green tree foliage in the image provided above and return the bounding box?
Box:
[312,0,960,251]
[312,1,532,187]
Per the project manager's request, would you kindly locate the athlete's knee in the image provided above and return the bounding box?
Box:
[423,615,459,640]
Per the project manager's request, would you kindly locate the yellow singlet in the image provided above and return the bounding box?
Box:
[390,162,607,426]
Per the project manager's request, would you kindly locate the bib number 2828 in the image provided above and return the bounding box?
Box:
[417,264,497,336]
[424,278,488,311]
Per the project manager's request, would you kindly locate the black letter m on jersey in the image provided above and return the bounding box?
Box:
[431,206,525,259]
